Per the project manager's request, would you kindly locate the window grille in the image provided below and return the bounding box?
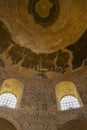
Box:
[61,95,80,110]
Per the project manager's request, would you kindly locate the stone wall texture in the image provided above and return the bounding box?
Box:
[0,66,87,130]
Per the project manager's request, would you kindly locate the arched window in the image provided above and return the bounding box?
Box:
[55,81,83,111]
[0,92,17,109]
[0,78,24,109]
[61,95,80,110]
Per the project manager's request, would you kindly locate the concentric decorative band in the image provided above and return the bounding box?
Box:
[28,0,60,27]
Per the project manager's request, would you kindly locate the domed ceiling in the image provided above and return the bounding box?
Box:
[0,0,87,76]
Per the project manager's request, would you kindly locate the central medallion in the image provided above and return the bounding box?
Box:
[28,0,60,27]
[35,0,53,18]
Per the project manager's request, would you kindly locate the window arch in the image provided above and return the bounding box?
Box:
[60,95,80,110]
[55,81,83,111]
[0,78,24,109]
[0,92,17,108]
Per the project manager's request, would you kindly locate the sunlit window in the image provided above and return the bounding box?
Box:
[55,81,83,111]
[0,93,17,109]
[61,95,80,111]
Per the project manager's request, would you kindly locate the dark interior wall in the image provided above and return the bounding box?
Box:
[67,29,87,69]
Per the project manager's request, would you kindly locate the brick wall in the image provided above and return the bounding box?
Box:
[0,67,87,130]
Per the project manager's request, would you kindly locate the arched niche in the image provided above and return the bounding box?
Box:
[0,118,17,130]
[0,78,24,108]
[55,81,83,111]
[59,119,87,130]
[0,111,22,130]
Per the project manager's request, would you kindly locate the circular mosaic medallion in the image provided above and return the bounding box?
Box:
[28,0,60,27]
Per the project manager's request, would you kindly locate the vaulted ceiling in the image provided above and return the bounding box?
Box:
[0,0,87,76]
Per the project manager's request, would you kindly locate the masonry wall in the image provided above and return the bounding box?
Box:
[0,66,87,130]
